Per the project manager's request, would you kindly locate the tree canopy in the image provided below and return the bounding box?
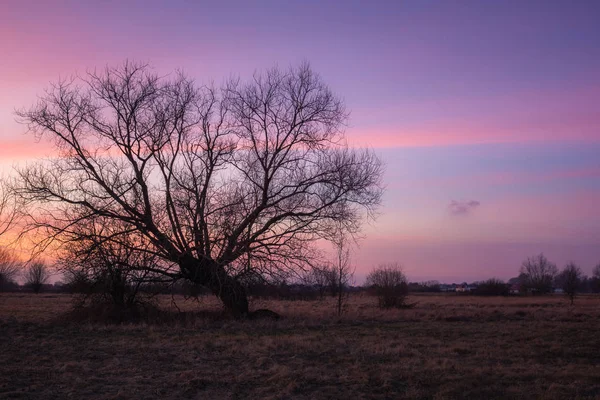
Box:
[14,61,384,315]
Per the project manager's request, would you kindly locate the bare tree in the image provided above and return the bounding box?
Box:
[25,261,49,294]
[330,230,354,316]
[366,263,409,309]
[14,61,383,316]
[0,179,16,239]
[519,253,558,294]
[306,265,334,299]
[0,247,20,290]
[0,181,20,292]
[556,262,583,305]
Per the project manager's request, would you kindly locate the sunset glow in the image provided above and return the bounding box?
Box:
[1,0,600,281]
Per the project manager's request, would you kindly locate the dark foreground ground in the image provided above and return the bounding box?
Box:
[1,293,600,399]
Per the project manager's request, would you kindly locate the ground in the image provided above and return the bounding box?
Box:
[1,293,599,399]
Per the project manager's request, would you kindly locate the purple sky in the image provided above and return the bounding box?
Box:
[1,0,600,282]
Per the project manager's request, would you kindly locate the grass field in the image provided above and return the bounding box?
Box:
[1,293,600,399]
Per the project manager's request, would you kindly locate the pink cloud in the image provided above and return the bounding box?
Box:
[346,84,600,148]
[0,138,55,160]
[433,166,600,190]
[345,117,600,148]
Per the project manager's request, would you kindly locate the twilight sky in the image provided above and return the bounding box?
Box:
[1,0,599,282]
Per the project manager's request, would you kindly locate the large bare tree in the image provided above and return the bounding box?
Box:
[14,61,383,316]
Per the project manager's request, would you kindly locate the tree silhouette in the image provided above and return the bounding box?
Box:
[25,261,49,294]
[591,264,600,293]
[519,253,558,294]
[556,262,582,305]
[14,61,383,316]
[366,263,409,309]
[330,228,354,316]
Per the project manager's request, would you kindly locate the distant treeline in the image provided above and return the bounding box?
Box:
[3,276,599,299]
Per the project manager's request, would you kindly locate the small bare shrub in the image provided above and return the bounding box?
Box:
[366,263,411,309]
[25,261,49,294]
[556,262,582,305]
[66,294,161,324]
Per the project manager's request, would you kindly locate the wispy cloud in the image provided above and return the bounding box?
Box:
[448,200,480,216]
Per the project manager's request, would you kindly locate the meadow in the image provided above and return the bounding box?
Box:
[1,293,599,399]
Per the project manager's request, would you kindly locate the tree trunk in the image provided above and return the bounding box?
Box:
[180,255,249,317]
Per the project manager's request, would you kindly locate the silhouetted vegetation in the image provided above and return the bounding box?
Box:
[591,264,600,293]
[330,231,354,316]
[556,262,583,305]
[0,247,20,291]
[14,61,383,317]
[57,221,174,314]
[472,278,509,296]
[24,261,49,294]
[0,180,16,239]
[0,184,19,293]
[408,281,441,293]
[307,265,339,299]
[519,253,558,294]
[366,263,411,309]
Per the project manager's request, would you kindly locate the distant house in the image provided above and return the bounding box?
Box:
[455,283,472,293]
[509,284,521,295]
[553,288,564,294]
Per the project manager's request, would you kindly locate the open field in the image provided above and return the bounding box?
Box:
[1,293,600,399]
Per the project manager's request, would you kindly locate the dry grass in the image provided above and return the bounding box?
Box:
[1,293,600,399]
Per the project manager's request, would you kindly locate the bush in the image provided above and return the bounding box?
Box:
[473,278,509,296]
[366,263,411,309]
[66,294,161,324]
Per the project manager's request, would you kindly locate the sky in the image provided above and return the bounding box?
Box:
[1,0,599,282]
